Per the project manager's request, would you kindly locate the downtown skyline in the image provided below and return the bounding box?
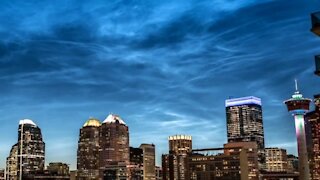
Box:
[1,0,320,170]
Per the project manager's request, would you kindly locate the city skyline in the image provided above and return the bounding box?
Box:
[1,0,320,171]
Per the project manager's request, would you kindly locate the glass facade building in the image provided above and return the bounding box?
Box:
[225,96,265,166]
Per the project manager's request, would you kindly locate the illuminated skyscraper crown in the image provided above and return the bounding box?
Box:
[225,96,261,107]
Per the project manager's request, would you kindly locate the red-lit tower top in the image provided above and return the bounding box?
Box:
[284,80,311,115]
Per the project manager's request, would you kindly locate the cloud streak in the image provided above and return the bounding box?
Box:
[0,0,320,169]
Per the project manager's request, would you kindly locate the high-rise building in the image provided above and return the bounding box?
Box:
[6,119,45,180]
[162,135,192,180]
[77,117,101,180]
[140,144,156,180]
[284,81,311,180]
[99,114,129,178]
[265,148,288,172]
[225,96,265,166]
[6,144,18,180]
[128,144,156,180]
[305,94,320,180]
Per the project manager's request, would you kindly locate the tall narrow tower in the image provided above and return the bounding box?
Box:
[284,80,311,180]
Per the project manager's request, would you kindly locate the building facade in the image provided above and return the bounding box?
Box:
[188,142,259,180]
[162,135,192,180]
[265,148,288,172]
[99,114,130,179]
[77,118,101,179]
[225,96,265,168]
[140,144,156,180]
[6,119,45,180]
[305,94,320,180]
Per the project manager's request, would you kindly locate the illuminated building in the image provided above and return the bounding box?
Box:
[77,117,101,180]
[225,96,265,167]
[129,144,156,180]
[6,144,18,180]
[284,81,311,180]
[6,119,45,180]
[99,114,129,178]
[265,148,288,172]
[162,135,192,180]
[188,142,259,180]
[305,94,320,180]
[140,144,156,180]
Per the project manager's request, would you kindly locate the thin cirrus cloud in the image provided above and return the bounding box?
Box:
[0,0,320,169]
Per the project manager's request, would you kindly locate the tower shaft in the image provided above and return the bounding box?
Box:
[294,114,310,180]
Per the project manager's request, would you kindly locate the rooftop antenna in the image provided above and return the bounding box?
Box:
[295,79,299,94]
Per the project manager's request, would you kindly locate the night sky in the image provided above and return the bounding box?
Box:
[0,0,320,169]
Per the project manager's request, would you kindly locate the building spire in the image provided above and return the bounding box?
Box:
[295,79,299,94]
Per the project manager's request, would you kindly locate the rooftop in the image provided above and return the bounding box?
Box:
[83,117,101,127]
[225,96,261,107]
[19,119,37,127]
[103,114,126,125]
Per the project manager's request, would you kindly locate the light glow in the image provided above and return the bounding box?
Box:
[225,96,261,107]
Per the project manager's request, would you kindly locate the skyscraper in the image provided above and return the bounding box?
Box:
[140,144,156,180]
[6,119,45,180]
[99,114,129,178]
[162,135,192,180]
[284,81,311,180]
[77,117,101,180]
[305,94,320,180]
[225,96,265,166]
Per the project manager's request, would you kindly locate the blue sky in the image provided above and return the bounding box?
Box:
[0,0,320,169]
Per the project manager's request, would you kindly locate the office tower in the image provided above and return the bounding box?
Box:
[305,94,320,180]
[6,119,45,180]
[265,148,288,172]
[284,81,311,180]
[99,114,129,177]
[5,144,18,180]
[225,96,265,167]
[189,142,259,180]
[162,135,192,180]
[77,117,101,180]
[140,144,156,180]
